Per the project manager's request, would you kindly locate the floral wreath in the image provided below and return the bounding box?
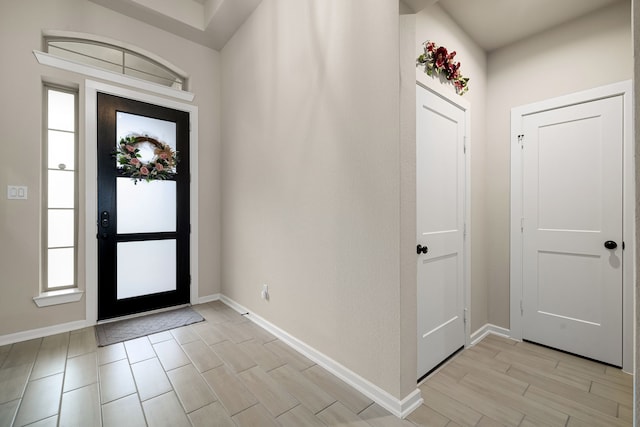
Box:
[114,135,178,183]
[417,41,469,95]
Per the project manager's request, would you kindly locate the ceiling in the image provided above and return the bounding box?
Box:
[91,0,626,53]
[88,0,262,51]
[436,0,625,51]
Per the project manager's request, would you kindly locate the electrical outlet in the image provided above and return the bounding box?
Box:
[261,284,269,301]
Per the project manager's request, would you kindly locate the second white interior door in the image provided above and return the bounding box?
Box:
[416,84,466,380]
[520,95,624,366]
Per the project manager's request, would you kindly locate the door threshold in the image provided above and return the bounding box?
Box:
[417,345,464,386]
[97,303,191,325]
[523,339,622,369]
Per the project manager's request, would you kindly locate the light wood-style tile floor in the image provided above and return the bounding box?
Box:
[410,335,633,427]
[0,302,633,426]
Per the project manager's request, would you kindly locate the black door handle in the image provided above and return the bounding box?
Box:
[417,244,428,255]
[604,240,617,250]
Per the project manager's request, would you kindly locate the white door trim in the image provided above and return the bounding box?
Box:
[416,80,472,348]
[84,80,199,325]
[510,80,634,372]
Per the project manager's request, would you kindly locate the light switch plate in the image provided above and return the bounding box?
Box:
[7,185,28,200]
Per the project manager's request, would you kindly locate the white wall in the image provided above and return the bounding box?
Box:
[486,0,632,328]
[415,3,489,333]
[0,0,221,336]
[221,0,413,399]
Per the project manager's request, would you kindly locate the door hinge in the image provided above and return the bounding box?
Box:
[463,136,468,154]
[463,223,467,239]
[520,217,524,233]
[520,300,524,316]
[189,275,192,285]
[463,308,468,325]
[518,134,524,149]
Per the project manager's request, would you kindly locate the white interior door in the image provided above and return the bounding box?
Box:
[521,96,623,366]
[416,85,466,379]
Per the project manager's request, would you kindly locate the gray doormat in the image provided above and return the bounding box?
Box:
[95,306,204,346]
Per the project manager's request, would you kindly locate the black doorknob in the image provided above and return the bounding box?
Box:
[604,240,618,250]
[417,244,429,255]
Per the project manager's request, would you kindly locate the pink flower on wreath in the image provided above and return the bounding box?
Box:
[159,152,169,160]
[130,158,141,167]
[155,162,164,172]
[425,41,436,53]
[140,166,149,175]
[125,144,135,153]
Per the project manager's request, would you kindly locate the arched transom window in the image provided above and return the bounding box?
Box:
[45,37,187,90]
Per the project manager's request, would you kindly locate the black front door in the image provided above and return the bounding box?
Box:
[97,92,190,320]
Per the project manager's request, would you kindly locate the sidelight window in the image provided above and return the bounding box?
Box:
[44,86,78,291]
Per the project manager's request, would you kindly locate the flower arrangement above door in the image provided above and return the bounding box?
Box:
[417,41,470,95]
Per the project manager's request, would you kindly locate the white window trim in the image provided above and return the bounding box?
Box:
[33,51,195,102]
[39,85,79,305]
[33,288,84,307]
[43,30,190,81]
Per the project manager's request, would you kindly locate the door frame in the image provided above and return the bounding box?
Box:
[416,80,472,350]
[510,80,634,372]
[85,80,200,324]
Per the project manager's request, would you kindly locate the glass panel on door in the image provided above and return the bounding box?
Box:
[116,178,176,233]
[117,240,177,299]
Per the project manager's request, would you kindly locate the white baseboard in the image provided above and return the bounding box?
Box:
[198,293,221,304]
[220,295,423,418]
[470,323,512,346]
[0,319,90,346]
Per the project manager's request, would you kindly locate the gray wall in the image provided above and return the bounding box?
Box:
[220,0,414,399]
[485,1,632,328]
